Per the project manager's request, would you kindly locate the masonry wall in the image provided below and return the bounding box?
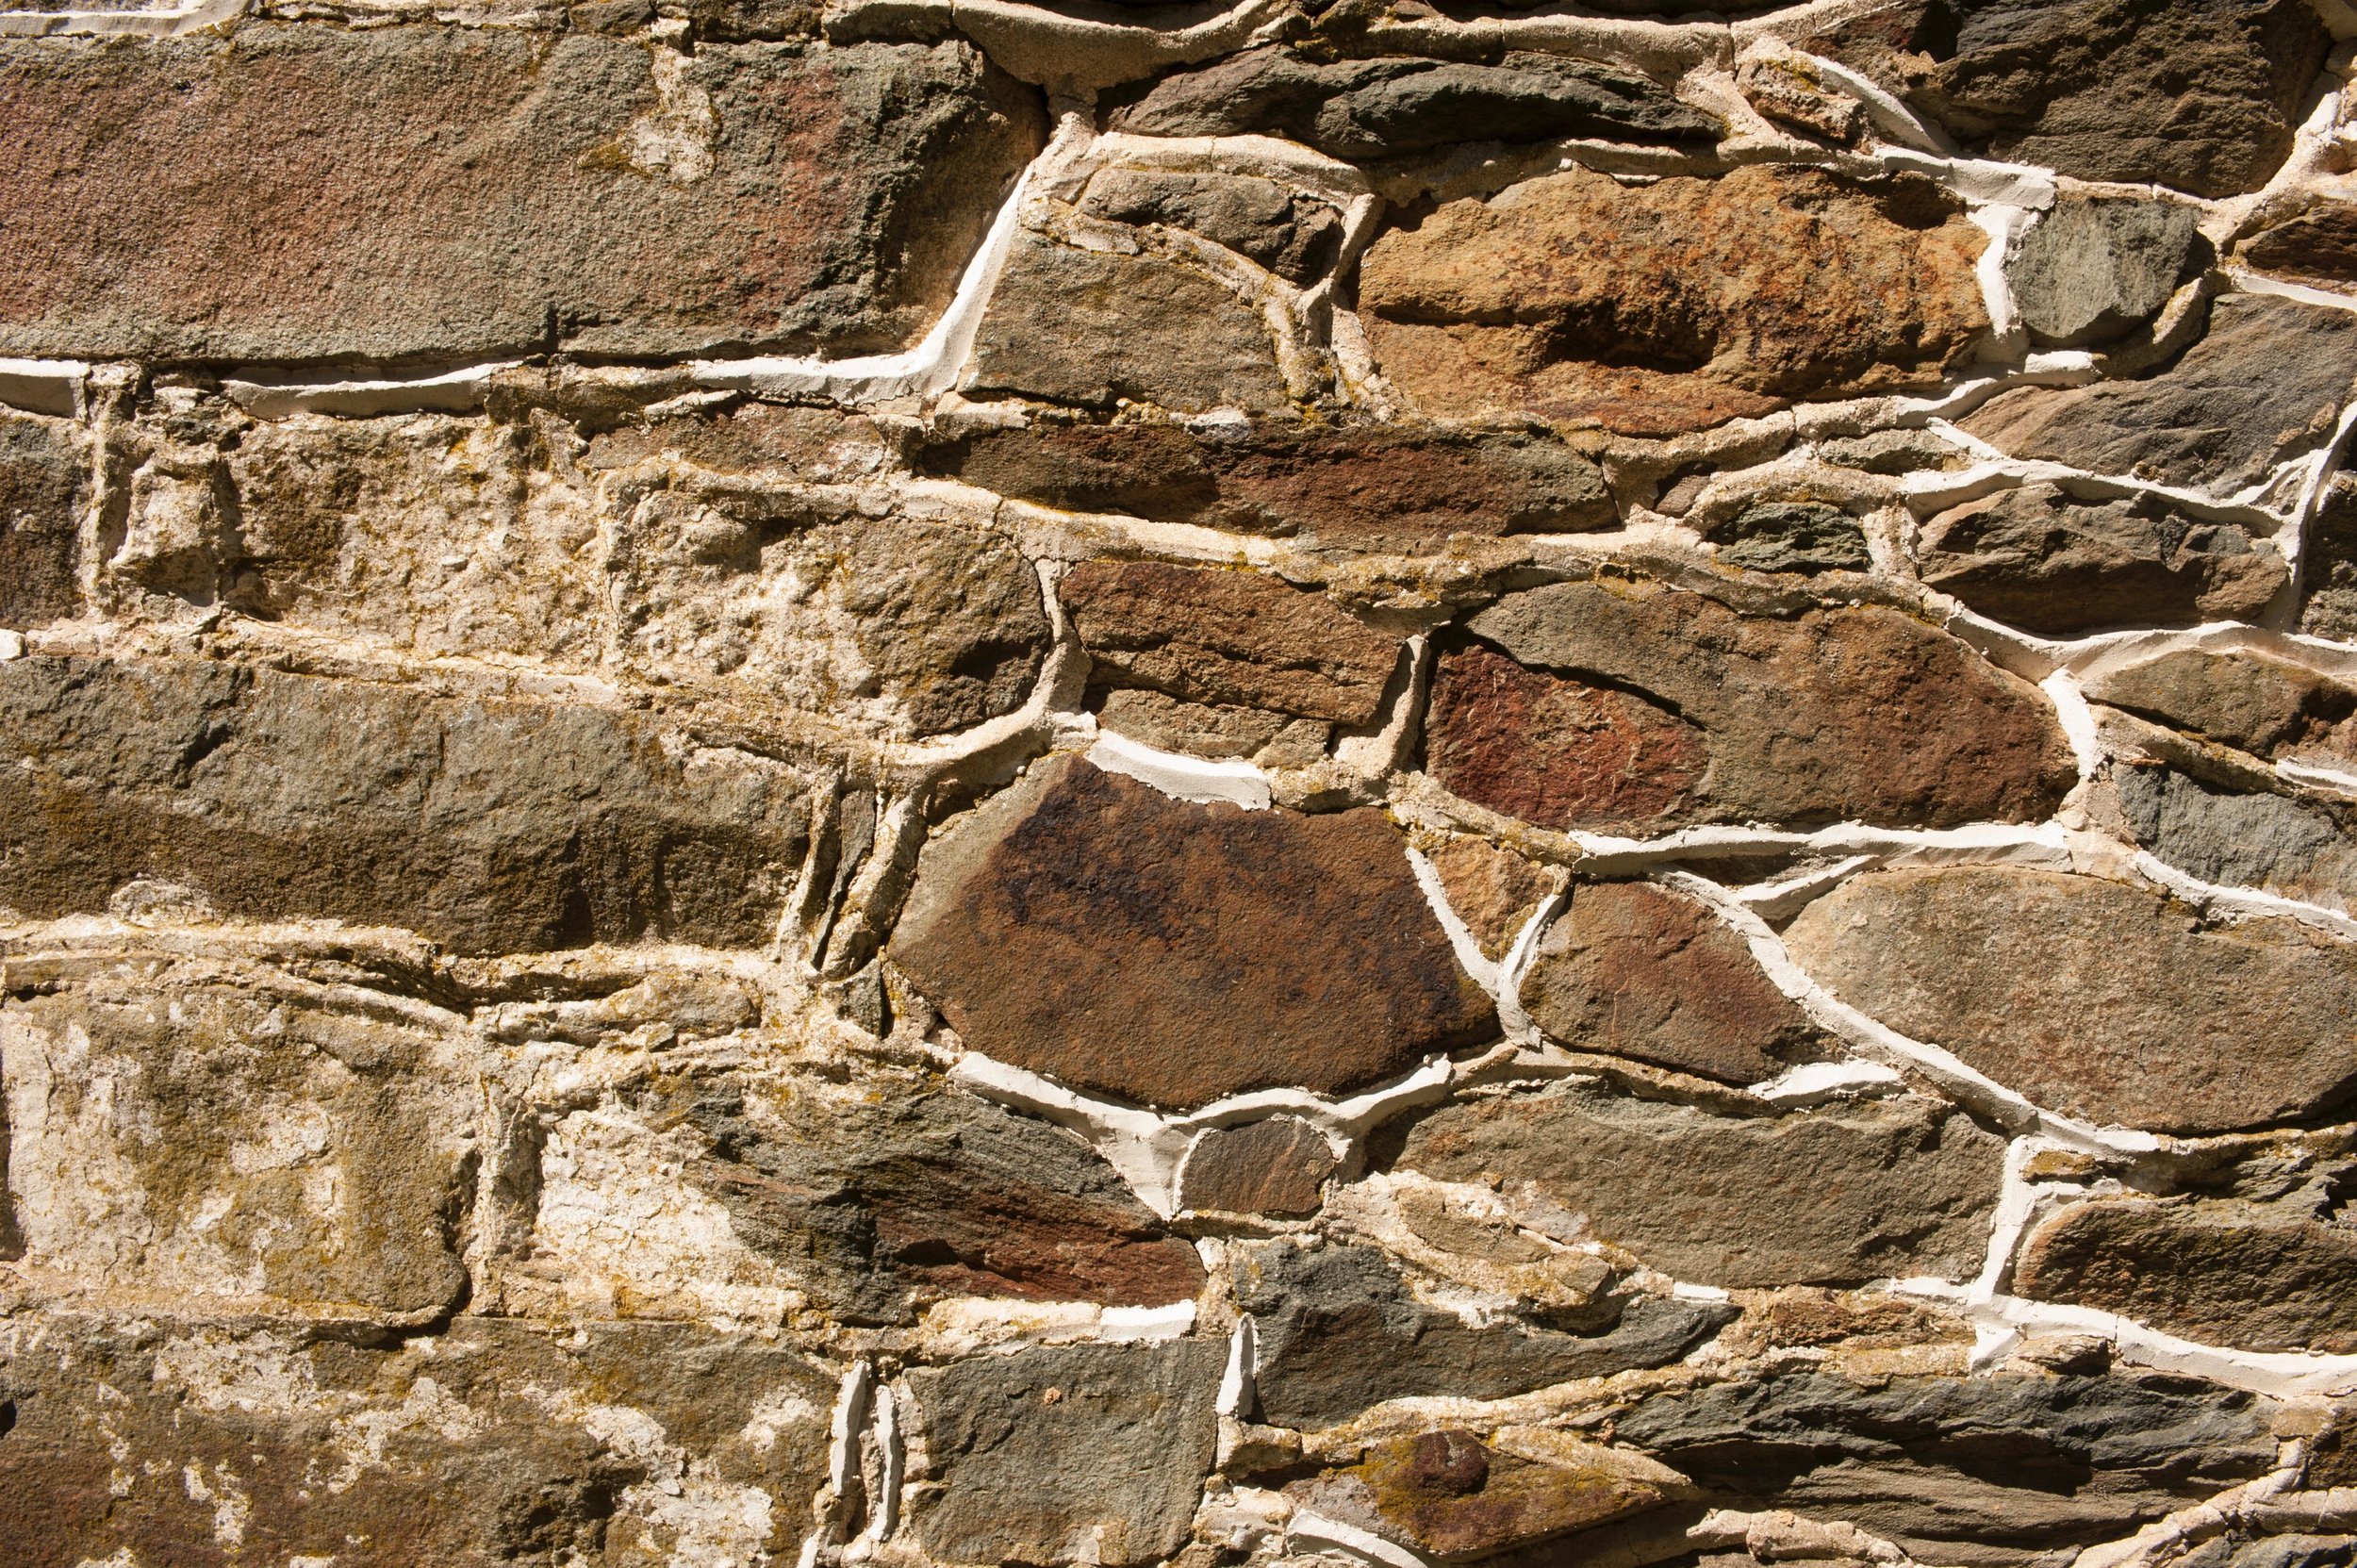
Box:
[4,1,2357,1565]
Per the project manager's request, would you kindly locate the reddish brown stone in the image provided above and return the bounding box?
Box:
[2241,203,2357,289]
[1063,560,1403,725]
[0,28,1043,362]
[1521,881,1821,1085]
[1359,166,1986,436]
[890,756,1496,1109]
[1178,1116,1338,1217]
[1437,580,2074,833]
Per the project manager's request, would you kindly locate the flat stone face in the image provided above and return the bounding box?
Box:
[2017,1197,2357,1353]
[0,29,1042,362]
[906,1340,1226,1568]
[1107,48,1720,161]
[1077,168,1343,286]
[1521,882,1821,1086]
[1427,835,1559,961]
[964,237,1290,414]
[0,655,814,953]
[1384,1080,2005,1288]
[1436,580,2074,833]
[2006,195,2204,347]
[921,420,1612,551]
[2115,767,2357,916]
[1783,867,2357,1133]
[2,948,472,1316]
[2241,203,2357,288]
[0,413,83,630]
[1961,295,2357,497]
[889,756,1495,1109]
[1917,484,2285,635]
[1614,1370,2276,1560]
[1063,560,1401,725]
[1178,1115,1337,1217]
[2087,650,2356,762]
[1232,1238,1735,1429]
[1909,0,2331,199]
[1359,167,1986,436]
[640,1064,1205,1325]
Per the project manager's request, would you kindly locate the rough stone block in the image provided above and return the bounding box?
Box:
[0,412,83,630]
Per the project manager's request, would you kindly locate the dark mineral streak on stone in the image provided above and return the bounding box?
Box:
[1615,1369,2278,1560]
[1382,1080,2004,1288]
[0,413,83,629]
[1918,484,2285,635]
[1521,882,1823,1086]
[1783,867,2357,1134]
[0,29,1045,362]
[1433,579,2074,833]
[2017,1197,2357,1353]
[889,756,1496,1110]
[907,1340,1226,1568]
[656,1066,1205,1325]
[1178,1115,1338,1216]
[2005,195,2206,348]
[1962,295,2357,498]
[1063,559,1403,725]
[1233,1238,1736,1429]
[0,654,813,953]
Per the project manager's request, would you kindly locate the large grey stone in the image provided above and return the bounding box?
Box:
[2006,195,2205,348]
[1784,867,2357,1133]
[1382,1080,2006,1289]
[2114,766,2357,916]
[907,1340,1226,1567]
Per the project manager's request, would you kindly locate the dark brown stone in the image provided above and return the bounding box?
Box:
[1783,867,2357,1134]
[1178,1115,1337,1217]
[2241,203,2357,289]
[2306,472,2357,642]
[1384,1079,2005,1288]
[1078,168,1343,286]
[0,412,82,629]
[0,655,815,953]
[2017,1197,2357,1353]
[1063,559,1402,725]
[1436,580,2074,833]
[1359,166,1986,436]
[890,756,1496,1110]
[2086,650,2356,762]
[0,29,1043,361]
[1521,882,1821,1086]
[1918,483,2286,635]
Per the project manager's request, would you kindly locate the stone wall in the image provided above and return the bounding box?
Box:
[5,0,2357,1564]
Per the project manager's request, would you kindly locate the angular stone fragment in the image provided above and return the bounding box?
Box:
[1521,882,1821,1085]
[0,30,1043,361]
[906,1340,1226,1568]
[964,237,1290,414]
[1962,296,2357,498]
[0,655,814,952]
[1707,501,1871,575]
[917,419,1613,551]
[0,1312,833,1568]
[2088,650,2357,762]
[890,756,1496,1109]
[1063,559,1401,724]
[1107,48,1719,161]
[651,1064,1205,1325]
[1434,579,2073,833]
[2017,1197,2357,1353]
[1918,484,2286,635]
[2115,767,2357,916]
[0,413,82,629]
[2307,474,2357,643]
[1,948,472,1316]
[1178,1115,1337,1217]
[1234,1238,1735,1428]
[1386,1080,2003,1288]
[1360,167,1986,436]
[1784,867,2357,1133]
[2006,195,2204,348]
[1080,168,1343,285]
[2242,204,2357,289]
[1614,1370,2277,1560]
[1288,1428,1688,1561]
[1427,835,1560,961]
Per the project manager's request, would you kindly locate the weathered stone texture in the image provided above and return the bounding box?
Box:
[1384,1081,2006,1288]
[1360,167,1987,435]
[1784,867,2357,1133]
[2006,195,2205,347]
[2241,203,2357,289]
[1431,579,2074,833]
[2114,767,2357,915]
[0,413,84,629]
[1078,168,1343,285]
[891,756,1495,1109]
[1178,1114,1338,1217]
[0,655,814,952]
[2088,650,2357,763]
[0,30,1043,362]
[1707,501,1871,575]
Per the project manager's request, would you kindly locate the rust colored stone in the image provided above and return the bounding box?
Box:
[1178,1116,1338,1217]
[889,756,1496,1110]
[1063,560,1403,725]
[1359,166,1986,436]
